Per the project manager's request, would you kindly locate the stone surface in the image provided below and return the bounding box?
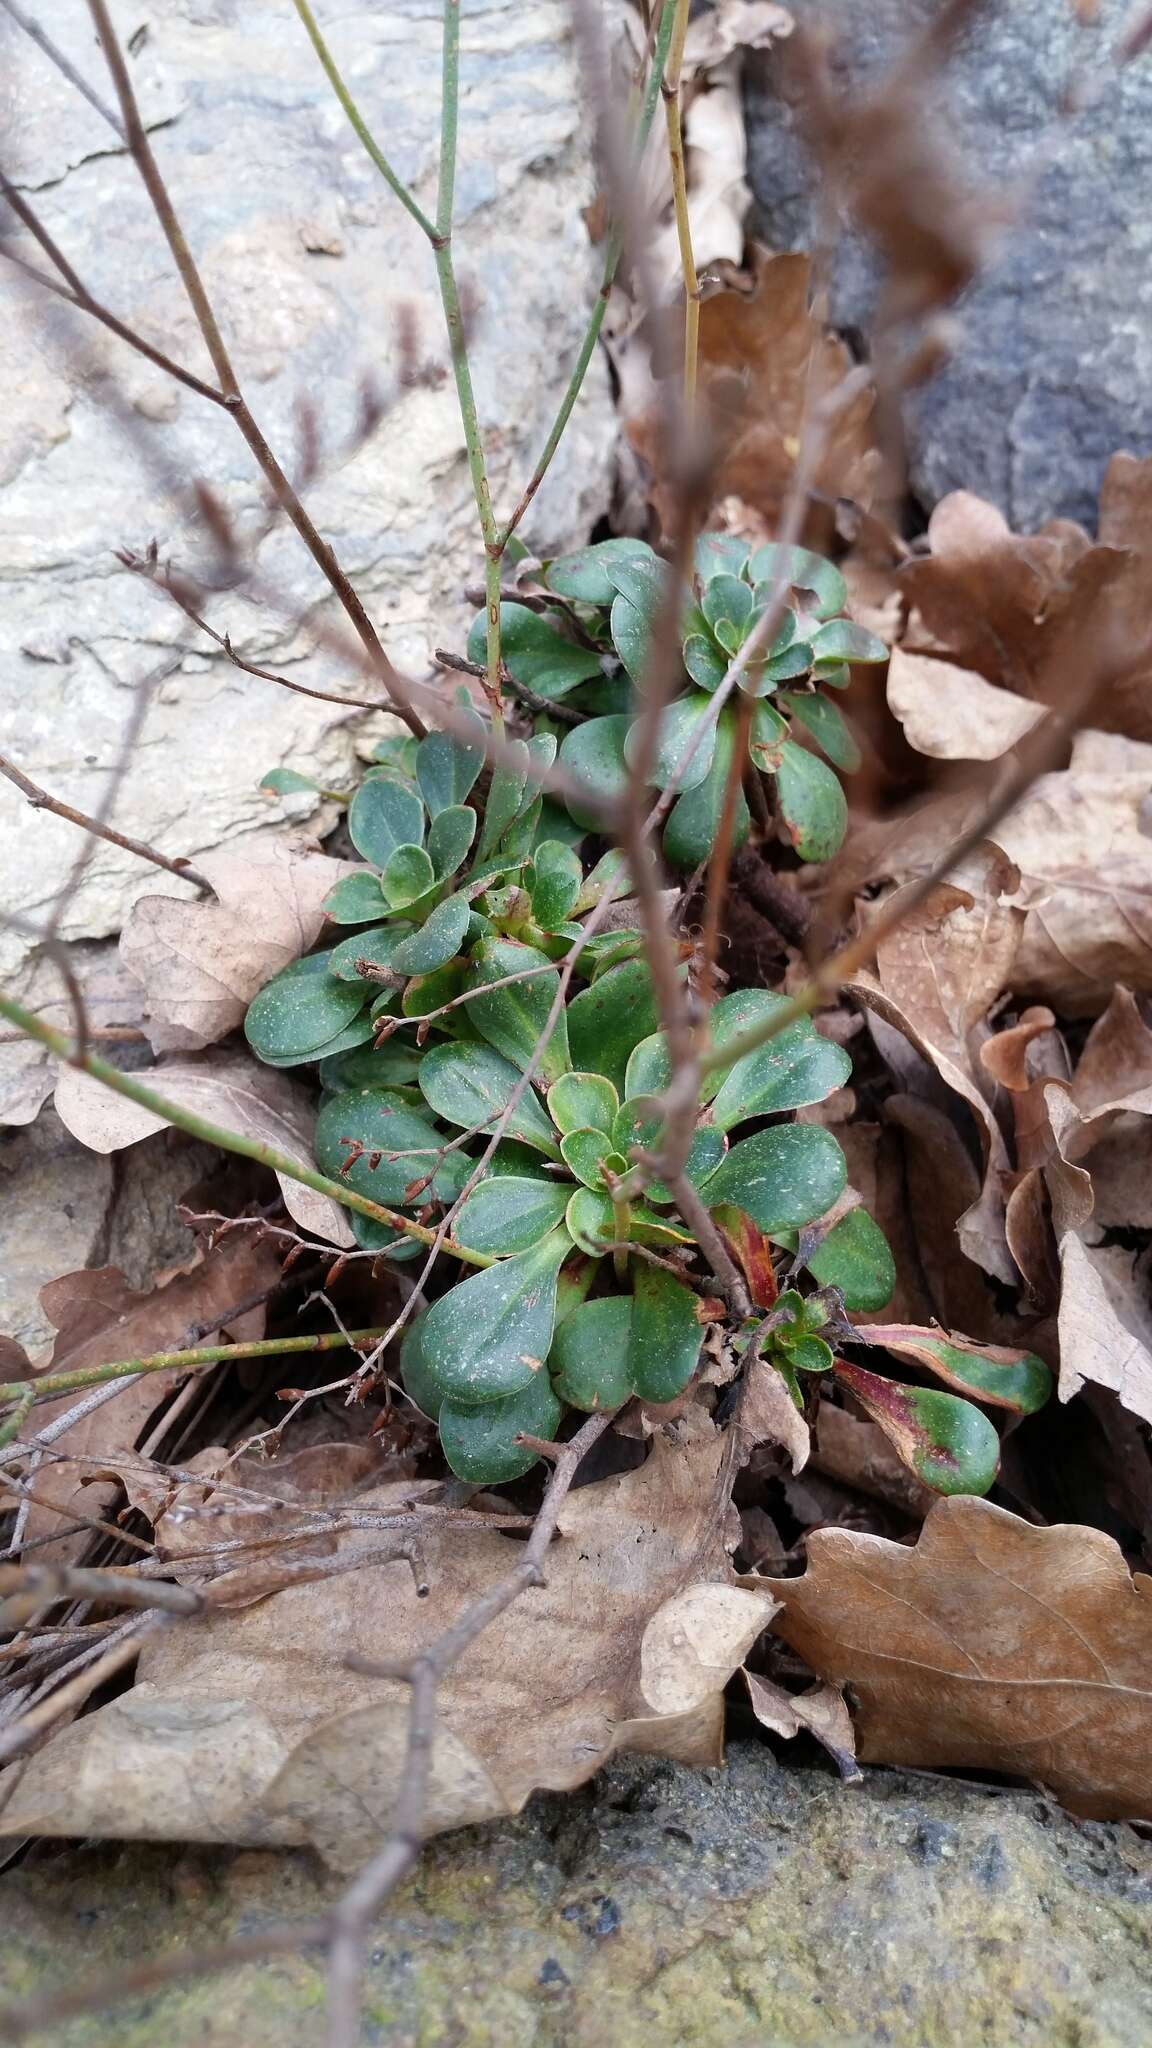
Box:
[745,0,1152,531]
[0,0,614,992]
[2,1745,1151,2045]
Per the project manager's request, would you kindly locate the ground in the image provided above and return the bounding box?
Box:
[4,1745,1151,2046]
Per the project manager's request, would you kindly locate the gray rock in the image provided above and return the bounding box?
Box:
[0,0,614,994]
[2,1745,1151,2044]
[744,0,1152,531]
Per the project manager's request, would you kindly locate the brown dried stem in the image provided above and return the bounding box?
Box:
[323,1409,611,2046]
[0,751,212,892]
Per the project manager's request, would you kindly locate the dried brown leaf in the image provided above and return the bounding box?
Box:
[993,732,1152,1014]
[17,1238,282,1563]
[848,845,1024,1281]
[886,647,1044,762]
[120,838,354,1053]
[768,1495,1152,1819]
[1058,1239,1152,1429]
[54,1048,353,1247]
[742,1669,860,1779]
[900,478,1152,742]
[626,250,876,537]
[0,1416,776,1860]
[737,1355,810,1473]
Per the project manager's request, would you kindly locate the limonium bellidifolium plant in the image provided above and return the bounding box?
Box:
[246,538,1050,1490]
[467,531,888,868]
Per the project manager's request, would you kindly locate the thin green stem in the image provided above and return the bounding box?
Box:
[0,993,493,1268]
[290,0,437,240]
[663,0,699,409]
[0,1388,34,1450]
[497,0,678,548]
[0,1328,391,1412]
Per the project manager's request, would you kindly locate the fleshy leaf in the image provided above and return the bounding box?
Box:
[467,603,602,703]
[322,871,390,925]
[610,591,652,684]
[779,690,862,773]
[439,1373,564,1485]
[566,956,661,1094]
[245,954,368,1064]
[802,1209,896,1312]
[604,549,670,620]
[832,1358,1001,1497]
[548,1296,634,1411]
[401,958,466,1021]
[565,1188,692,1257]
[544,536,656,604]
[465,938,570,1084]
[708,993,852,1131]
[400,1313,443,1421]
[418,1228,572,1404]
[260,766,320,795]
[748,699,788,765]
[711,1205,779,1309]
[572,847,629,915]
[319,1039,422,1091]
[856,1327,1052,1416]
[559,714,631,831]
[529,840,583,930]
[748,544,847,621]
[314,1086,467,1206]
[610,1100,726,1204]
[347,775,425,868]
[776,1331,835,1374]
[624,1031,672,1099]
[426,804,477,883]
[624,692,715,793]
[694,533,750,581]
[664,707,750,871]
[387,894,471,978]
[417,1041,559,1157]
[328,924,405,984]
[372,735,420,778]
[774,742,848,863]
[547,1071,619,1136]
[702,1124,847,1232]
[702,573,754,638]
[381,843,436,908]
[683,633,729,693]
[415,716,485,815]
[453,1176,572,1255]
[559,1126,615,1190]
[811,618,888,665]
[627,1264,703,1403]
[478,739,530,857]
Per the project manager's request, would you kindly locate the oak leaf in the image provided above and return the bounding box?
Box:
[54,1048,353,1247]
[0,1415,776,1862]
[15,1237,282,1564]
[120,838,354,1053]
[767,1495,1152,1819]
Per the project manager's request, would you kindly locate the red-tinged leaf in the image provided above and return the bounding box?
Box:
[857,1326,1052,1415]
[832,1357,1000,1497]
[711,1203,779,1308]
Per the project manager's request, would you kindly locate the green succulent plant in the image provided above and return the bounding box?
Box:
[466,531,888,870]
[247,687,1050,1494]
